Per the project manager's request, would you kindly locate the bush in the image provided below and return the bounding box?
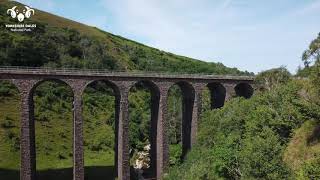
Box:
[87,126,114,152]
[255,67,291,91]
[298,156,320,180]
[0,81,18,97]
[1,116,15,128]
[169,144,182,166]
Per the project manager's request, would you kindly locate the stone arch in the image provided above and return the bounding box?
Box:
[129,80,160,98]
[82,79,120,179]
[207,82,226,109]
[29,78,74,180]
[235,83,254,99]
[83,80,121,97]
[169,81,195,159]
[29,79,74,98]
[128,80,160,178]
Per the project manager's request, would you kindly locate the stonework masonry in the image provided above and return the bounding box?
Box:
[0,68,254,180]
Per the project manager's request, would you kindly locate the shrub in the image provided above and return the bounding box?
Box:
[298,156,320,180]
[1,116,15,128]
[169,144,182,166]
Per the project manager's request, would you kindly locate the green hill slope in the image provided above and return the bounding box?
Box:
[284,120,320,179]
[0,0,252,75]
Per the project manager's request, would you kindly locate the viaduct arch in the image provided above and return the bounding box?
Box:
[0,67,255,180]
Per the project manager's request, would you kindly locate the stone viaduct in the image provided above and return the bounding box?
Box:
[0,67,254,180]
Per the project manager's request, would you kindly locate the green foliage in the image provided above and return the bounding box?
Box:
[302,32,320,67]
[0,96,21,173]
[0,81,18,97]
[169,144,182,166]
[283,120,320,179]
[166,80,318,180]
[300,32,320,95]
[1,116,16,128]
[310,63,320,95]
[168,86,182,145]
[240,128,289,179]
[33,82,73,170]
[298,156,320,180]
[255,67,291,91]
[82,81,117,171]
[88,126,114,152]
[296,66,313,77]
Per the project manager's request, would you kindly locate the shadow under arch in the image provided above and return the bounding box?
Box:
[169,81,195,160]
[207,82,226,109]
[128,80,160,179]
[30,78,74,180]
[82,79,120,180]
[235,83,254,99]
[0,80,21,180]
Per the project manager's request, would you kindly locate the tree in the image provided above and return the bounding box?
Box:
[303,33,320,67]
[255,67,291,91]
[302,33,320,95]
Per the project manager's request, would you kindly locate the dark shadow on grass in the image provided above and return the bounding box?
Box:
[0,168,19,180]
[38,166,117,180]
[84,166,115,180]
[0,166,116,180]
[38,166,116,180]
[130,166,157,180]
[37,167,73,180]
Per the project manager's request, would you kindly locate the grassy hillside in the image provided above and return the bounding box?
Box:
[284,120,320,179]
[0,0,252,75]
